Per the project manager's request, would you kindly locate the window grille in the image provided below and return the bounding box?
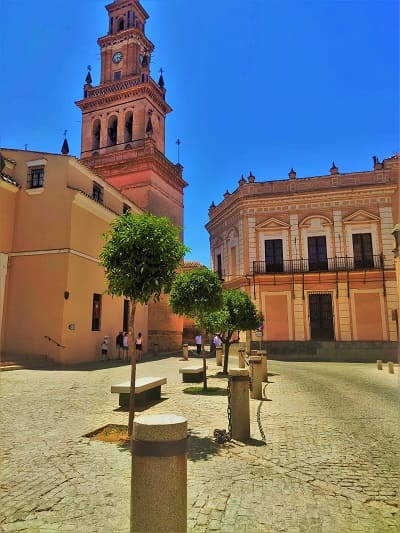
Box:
[27,166,44,188]
[93,182,103,203]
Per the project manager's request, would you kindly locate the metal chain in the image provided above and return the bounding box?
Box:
[227,377,232,437]
[213,377,232,444]
[256,381,269,444]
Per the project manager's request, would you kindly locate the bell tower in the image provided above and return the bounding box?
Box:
[76,0,186,227]
[76,0,187,350]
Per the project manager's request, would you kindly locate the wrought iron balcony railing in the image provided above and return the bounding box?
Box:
[253,254,384,275]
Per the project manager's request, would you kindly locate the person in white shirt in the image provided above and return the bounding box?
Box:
[195,334,202,354]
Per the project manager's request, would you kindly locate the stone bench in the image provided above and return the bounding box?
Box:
[179,365,207,383]
[111,376,167,407]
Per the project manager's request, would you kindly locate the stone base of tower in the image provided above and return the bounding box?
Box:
[147,296,183,353]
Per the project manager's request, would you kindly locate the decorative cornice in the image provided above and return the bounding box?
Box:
[76,80,171,115]
[206,183,397,231]
[89,149,187,193]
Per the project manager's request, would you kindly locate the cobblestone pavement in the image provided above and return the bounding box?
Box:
[1,354,399,532]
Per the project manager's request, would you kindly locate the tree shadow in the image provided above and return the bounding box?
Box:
[188,430,227,461]
[208,372,228,379]
[183,387,227,396]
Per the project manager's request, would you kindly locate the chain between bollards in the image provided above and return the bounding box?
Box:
[256,382,269,444]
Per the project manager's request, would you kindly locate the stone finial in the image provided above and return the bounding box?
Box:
[288,168,296,179]
[85,65,92,85]
[238,175,246,186]
[248,171,255,183]
[373,155,383,170]
[330,161,339,175]
[158,68,165,88]
[209,201,216,210]
[61,130,69,155]
[224,190,230,198]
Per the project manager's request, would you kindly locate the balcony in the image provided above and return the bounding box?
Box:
[253,255,384,275]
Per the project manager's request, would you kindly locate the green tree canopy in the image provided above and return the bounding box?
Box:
[169,267,223,318]
[100,212,188,303]
[169,267,223,390]
[100,211,188,435]
[201,289,263,374]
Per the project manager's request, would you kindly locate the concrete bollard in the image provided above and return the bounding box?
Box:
[238,349,246,369]
[216,346,223,366]
[388,361,394,374]
[131,413,188,533]
[228,369,250,441]
[182,344,188,361]
[248,355,263,400]
[377,359,383,370]
[257,350,268,382]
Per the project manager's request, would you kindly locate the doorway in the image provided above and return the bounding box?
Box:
[309,293,334,340]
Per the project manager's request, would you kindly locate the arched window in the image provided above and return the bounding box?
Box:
[107,116,118,146]
[92,119,101,150]
[118,18,125,31]
[124,111,133,143]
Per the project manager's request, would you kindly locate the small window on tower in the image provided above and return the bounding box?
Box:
[114,71,121,81]
[118,18,125,31]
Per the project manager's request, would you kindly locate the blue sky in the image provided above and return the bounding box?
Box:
[1,0,398,266]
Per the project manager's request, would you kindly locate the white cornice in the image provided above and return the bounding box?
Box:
[9,249,99,264]
[72,192,117,222]
[0,180,19,193]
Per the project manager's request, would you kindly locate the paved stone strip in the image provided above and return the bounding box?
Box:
[0,358,399,532]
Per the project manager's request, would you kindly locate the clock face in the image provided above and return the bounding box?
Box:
[112,52,123,64]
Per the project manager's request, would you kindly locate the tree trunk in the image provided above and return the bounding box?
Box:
[222,341,230,375]
[202,349,208,391]
[128,298,137,437]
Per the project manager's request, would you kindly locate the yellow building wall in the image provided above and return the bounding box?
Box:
[353,292,384,340]
[3,254,68,360]
[264,293,290,340]
[0,184,18,252]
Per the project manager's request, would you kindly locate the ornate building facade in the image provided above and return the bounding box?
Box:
[206,155,399,360]
[75,0,187,351]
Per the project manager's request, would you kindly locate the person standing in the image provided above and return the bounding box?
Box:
[195,333,202,355]
[122,332,129,362]
[116,331,123,359]
[101,336,109,361]
[213,335,222,348]
[135,332,143,362]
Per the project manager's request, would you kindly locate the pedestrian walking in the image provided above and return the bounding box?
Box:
[135,332,143,361]
[101,336,109,361]
[122,332,129,361]
[213,334,222,348]
[195,333,202,355]
[116,331,123,359]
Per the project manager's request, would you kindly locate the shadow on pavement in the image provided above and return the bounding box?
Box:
[188,431,226,461]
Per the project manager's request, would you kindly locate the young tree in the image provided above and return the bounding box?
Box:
[169,268,223,390]
[201,289,264,375]
[100,212,188,436]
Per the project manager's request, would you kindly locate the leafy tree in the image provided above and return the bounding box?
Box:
[201,289,264,374]
[100,212,188,435]
[169,268,223,389]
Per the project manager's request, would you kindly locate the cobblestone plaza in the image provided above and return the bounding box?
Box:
[1,355,399,532]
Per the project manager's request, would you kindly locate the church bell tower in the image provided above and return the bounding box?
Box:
[76,0,186,227]
[76,0,187,349]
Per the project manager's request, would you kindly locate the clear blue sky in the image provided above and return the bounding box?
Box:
[1,0,398,266]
